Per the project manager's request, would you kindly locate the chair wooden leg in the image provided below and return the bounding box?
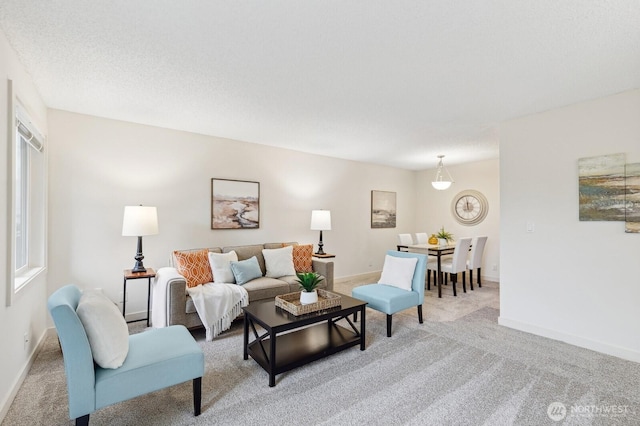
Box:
[417,305,423,324]
[478,268,482,287]
[193,377,202,416]
[76,415,89,426]
[462,272,466,293]
[452,275,457,296]
[469,270,474,291]
[386,314,392,337]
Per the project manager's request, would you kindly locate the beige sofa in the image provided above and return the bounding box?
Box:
[158,242,334,329]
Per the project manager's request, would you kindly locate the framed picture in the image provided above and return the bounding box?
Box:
[211,178,260,229]
[578,153,626,221]
[371,190,396,228]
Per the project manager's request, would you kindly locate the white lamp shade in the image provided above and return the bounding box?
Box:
[310,210,331,231]
[122,206,159,236]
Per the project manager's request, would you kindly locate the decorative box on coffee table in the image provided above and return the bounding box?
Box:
[275,289,341,316]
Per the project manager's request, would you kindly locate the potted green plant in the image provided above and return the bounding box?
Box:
[296,272,324,304]
[436,226,454,246]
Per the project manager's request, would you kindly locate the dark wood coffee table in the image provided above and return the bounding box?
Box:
[243,293,367,387]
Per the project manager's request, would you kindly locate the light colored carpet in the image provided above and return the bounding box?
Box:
[4,281,640,425]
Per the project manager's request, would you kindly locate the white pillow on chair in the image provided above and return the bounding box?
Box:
[76,290,129,369]
[378,255,418,291]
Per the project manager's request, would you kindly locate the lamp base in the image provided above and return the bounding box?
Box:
[131,236,147,273]
[131,262,147,273]
[315,230,325,255]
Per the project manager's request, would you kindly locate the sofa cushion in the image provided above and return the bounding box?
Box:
[291,244,314,273]
[76,290,129,369]
[208,250,238,284]
[263,245,296,278]
[173,249,213,288]
[279,274,328,293]
[230,256,263,285]
[223,244,266,274]
[241,277,291,301]
[170,247,221,268]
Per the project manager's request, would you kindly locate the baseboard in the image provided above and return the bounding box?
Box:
[498,316,640,363]
[0,327,50,424]
[335,271,380,285]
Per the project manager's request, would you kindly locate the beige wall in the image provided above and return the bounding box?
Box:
[46,110,417,317]
[0,31,48,420]
[415,158,500,282]
[499,89,640,362]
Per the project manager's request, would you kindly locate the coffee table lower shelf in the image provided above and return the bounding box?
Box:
[247,323,360,384]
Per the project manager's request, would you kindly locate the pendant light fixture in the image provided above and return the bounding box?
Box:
[431,155,453,190]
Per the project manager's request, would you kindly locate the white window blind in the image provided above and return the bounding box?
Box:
[16,104,45,152]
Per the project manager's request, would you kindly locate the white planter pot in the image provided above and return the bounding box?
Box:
[438,238,448,247]
[300,290,318,305]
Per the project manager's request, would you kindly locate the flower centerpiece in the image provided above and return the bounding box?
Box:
[435,226,454,246]
[296,272,324,305]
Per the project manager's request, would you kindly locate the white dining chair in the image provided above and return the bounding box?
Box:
[427,237,472,296]
[466,236,488,290]
[414,233,428,244]
[397,233,414,251]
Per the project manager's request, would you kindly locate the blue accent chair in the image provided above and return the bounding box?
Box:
[47,285,205,425]
[352,250,427,337]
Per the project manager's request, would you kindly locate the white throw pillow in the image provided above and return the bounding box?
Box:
[76,290,129,369]
[262,245,296,278]
[378,255,418,291]
[208,250,238,284]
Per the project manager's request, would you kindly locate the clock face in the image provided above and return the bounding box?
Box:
[451,190,488,225]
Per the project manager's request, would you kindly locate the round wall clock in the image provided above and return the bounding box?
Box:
[451,190,489,226]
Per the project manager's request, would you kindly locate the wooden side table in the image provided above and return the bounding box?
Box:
[123,268,156,326]
[312,253,336,258]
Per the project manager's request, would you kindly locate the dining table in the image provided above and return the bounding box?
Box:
[406,243,456,298]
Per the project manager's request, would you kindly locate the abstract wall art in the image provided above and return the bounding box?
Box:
[371,190,396,228]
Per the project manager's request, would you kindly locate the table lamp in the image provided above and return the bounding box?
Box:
[310,210,331,255]
[122,205,159,273]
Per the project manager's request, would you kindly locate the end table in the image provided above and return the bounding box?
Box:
[312,253,336,258]
[123,268,156,326]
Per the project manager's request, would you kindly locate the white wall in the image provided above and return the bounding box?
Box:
[46,110,417,317]
[499,89,640,362]
[415,158,500,282]
[0,31,49,420]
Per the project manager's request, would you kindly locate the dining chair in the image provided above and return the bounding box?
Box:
[397,233,414,251]
[466,236,488,290]
[427,237,472,296]
[414,233,428,244]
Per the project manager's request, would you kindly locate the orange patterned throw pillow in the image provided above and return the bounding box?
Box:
[173,249,213,288]
[292,244,314,273]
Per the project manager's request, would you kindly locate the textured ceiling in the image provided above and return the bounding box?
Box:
[1,1,639,170]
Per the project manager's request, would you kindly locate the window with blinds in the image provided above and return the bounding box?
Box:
[11,101,46,294]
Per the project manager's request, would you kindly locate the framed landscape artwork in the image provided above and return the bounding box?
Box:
[211,178,260,229]
[578,153,626,221]
[371,190,396,228]
[625,163,640,233]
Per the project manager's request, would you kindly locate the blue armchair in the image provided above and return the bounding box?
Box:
[352,250,427,337]
[47,285,205,425]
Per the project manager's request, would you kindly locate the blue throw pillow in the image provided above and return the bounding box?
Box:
[230,256,263,285]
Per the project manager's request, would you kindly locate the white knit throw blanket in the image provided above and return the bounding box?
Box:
[187,283,249,341]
